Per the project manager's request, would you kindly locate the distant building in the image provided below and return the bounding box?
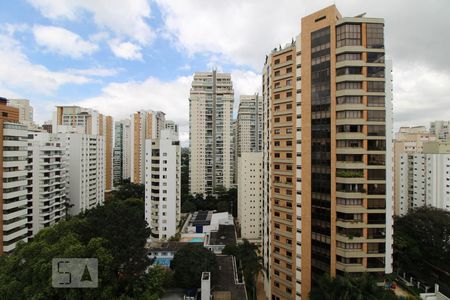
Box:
[113,119,131,185]
[238,152,263,241]
[7,99,36,128]
[430,121,450,140]
[145,127,180,241]
[42,120,52,133]
[394,126,436,215]
[397,141,450,214]
[59,133,105,215]
[53,106,113,191]
[131,110,165,184]
[27,132,66,237]
[189,71,234,195]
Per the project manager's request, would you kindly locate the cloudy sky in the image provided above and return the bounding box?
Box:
[0,0,449,144]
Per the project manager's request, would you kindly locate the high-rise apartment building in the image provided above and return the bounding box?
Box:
[236,94,263,154]
[262,6,393,299]
[114,119,131,185]
[393,126,436,215]
[144,127,180,241]
[235,94,263,184]
[59,133,105,215]
[237,152,263,241]
[397,141,450,214]
[430,121,450,140]
[189,71,234,195]
[0,98,28,255]
[27,132,66,237]
[53,106,113,191]
[130,110,165,184]
[7,99,35,128]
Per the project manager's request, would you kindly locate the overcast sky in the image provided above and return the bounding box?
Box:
[0,0,449,144]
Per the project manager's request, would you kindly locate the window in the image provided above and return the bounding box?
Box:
[366,23,384,49]
[337,96,362,105]
[336,53,361,62]
[337,81,362,90]
[367,110,385,121]
[336,24,361,48]
[336,110,362,119]
[286,67,292,74]
[336,67,362,76]
[367,52,384,63]
[367,96,385,107]
[367,81,384,92]
[367,67,384,78]
[337,140,363,148]
[367,125,385,136]
[286,55,292,61]
[274,59,280,65]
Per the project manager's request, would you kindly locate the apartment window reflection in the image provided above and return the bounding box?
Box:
[366,23,384,49]
[336,24,361,48]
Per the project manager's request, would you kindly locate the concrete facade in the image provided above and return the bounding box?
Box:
[145,128,181,241]
[189,71,234,195]
[237,152,263,240]
[27,132,66,237]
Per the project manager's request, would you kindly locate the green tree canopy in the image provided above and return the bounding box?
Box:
[310,273,399,300]
[394,206,450,295]
[0,195,166,299]
[171,244,217,289]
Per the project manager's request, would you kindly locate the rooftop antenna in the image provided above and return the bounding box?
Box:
[355,12,367,18]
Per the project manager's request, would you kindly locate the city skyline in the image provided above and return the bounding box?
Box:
[1,0,450,146]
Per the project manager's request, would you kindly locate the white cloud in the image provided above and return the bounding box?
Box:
[74,76,192,143]
[393,63,450,130]
[108,39,143,60]
[65,67,120,77]
[0,33,91,95]
[28,0,155,44]
[33,25,98,58]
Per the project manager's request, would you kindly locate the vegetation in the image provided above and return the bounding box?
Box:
[181,147,190,199]
[181,187,238,217]
[223,239,262,300]
[310,273,401,300]
[171,243,217,289]
[0,181,169,300]
[336,170,364,178]
[394,206,450,296]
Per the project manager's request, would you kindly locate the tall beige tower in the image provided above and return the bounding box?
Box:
[130,110,165,184]
[189,71,234,195]
[262,6,393,299]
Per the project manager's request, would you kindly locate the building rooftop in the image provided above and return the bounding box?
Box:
[148,241,200,253]
[208,225,237,246]
[190,211,213,226]
[212,255,247,300]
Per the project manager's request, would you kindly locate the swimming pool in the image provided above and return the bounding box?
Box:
[153,258,171,267]
[189,237,204,243]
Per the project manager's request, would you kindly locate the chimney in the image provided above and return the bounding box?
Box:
[201,272,211,300]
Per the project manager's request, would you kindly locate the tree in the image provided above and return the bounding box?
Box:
[0,195,160,299]
[181,200,196,213]
[115,181,145,200]
[223,239,262,299]
[310,273,399,300]
[394,206,450,295]
[171,244,217,289]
